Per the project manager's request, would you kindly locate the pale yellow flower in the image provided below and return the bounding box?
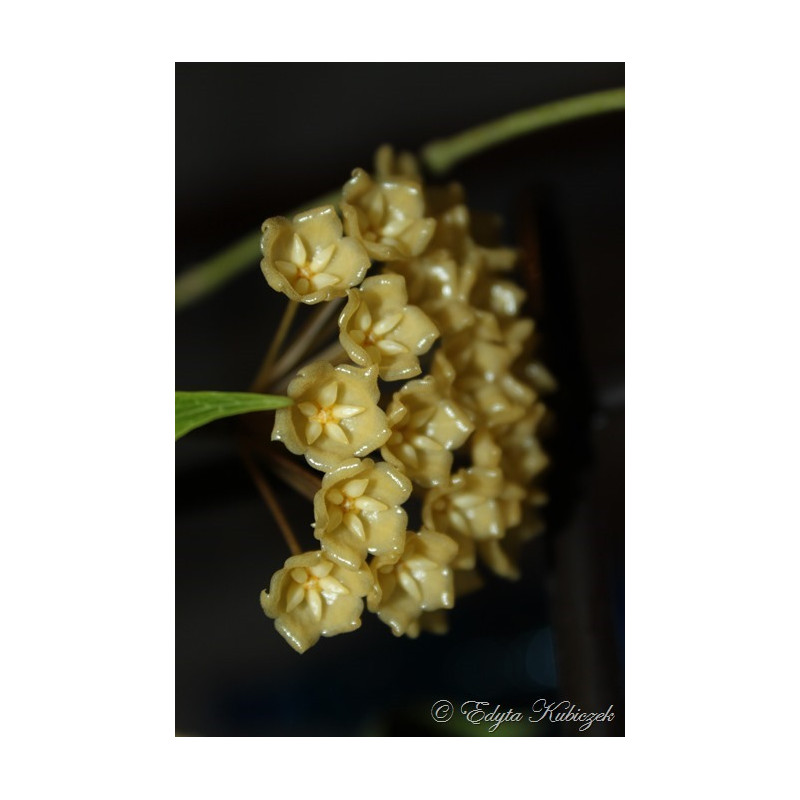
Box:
[425,201,473,261]
[367,529,458,638]
[257,159,554,653]
[261,205,370,304]
[260,551,372,653]
[419,199,525,324]
[406,572,485,638]
[471,271,528,318]
[499,317,536,361]
[422,460,526,558]
[490,317,557,395]
[441,312,535,428]
[419,179,475,266]
[478,519,543,581]
[338,274,439,381]
[478,245,520,271]
[385,248,479,336]
[313,457,412,570]
[374,144,421,181]
[421,187,517,276]
[381,368,474,488]
[272,362,390,472]
[495,404,550,492]
[435,528,477,571]
[468,426,503,469]
[463,239,526,321]
[341,168,436,261]
[520,359,559,395]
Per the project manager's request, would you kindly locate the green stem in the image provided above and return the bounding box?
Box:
[175,88,624,310]
[175,230,261,310]
[420,87,625,175]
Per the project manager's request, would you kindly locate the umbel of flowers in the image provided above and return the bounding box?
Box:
[259,146,553,653]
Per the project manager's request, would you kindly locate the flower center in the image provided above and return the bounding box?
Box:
[296,262,315,282]
[350,307,407,357]
[274,234,339,295]
[311,405,336,425]
[297,383,365,446]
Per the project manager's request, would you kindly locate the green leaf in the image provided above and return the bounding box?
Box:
[175,391,292,441]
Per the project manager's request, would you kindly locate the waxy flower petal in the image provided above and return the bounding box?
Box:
[313,457,412,570]
[422,463,526,552]
[341,168,436,261]
[478,513,544,581]
[381,371,474,488]
[386,248,480,336]
[272,362,390,472]
[339,274,439,381]
[368,530,458,638]
[495,404,550,491]
[425,200,473,262]
[442,312,535,428]
[261,205,370,304]
[374,144,421,181]
[472,273,528,318]
[261,551,372,653]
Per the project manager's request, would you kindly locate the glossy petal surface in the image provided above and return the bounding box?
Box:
[341,168,436,261]
[261,205,370,304]
[339,274,439,380]
[272,362,390,472]
[313,458,412,569]
[261,551,372,653]
[368,530,458,638]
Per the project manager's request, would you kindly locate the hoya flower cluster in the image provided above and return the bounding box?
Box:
[260,146,552,653]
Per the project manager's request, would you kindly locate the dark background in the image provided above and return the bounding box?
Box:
[176,63,624,736]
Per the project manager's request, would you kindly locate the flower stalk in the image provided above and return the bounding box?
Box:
[249,441,323,502]
[240,447,303,555]
[251,299,299,392]
[268,298,344,388]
